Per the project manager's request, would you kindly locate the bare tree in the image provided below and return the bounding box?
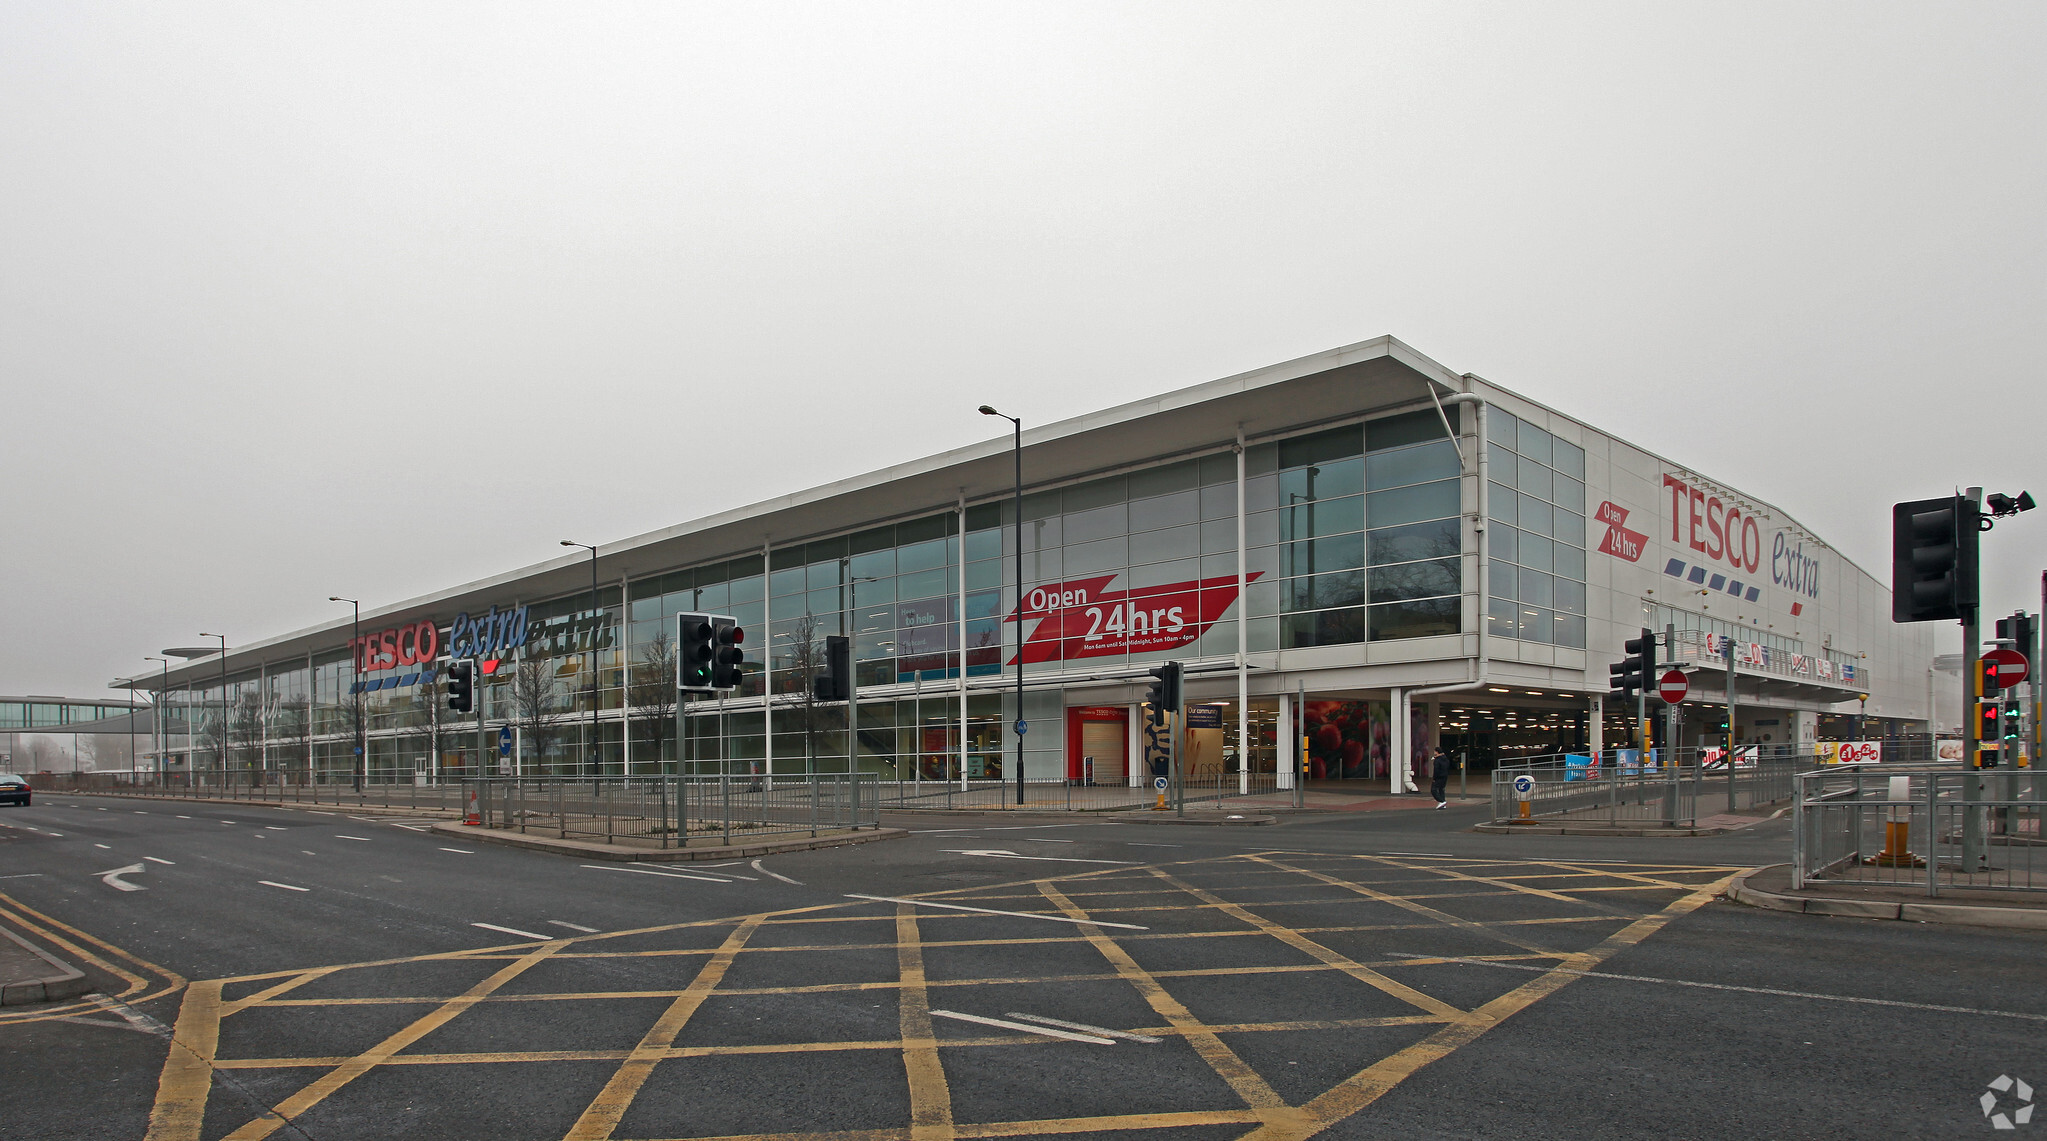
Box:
[510,655,565,774]
[275,695,313,785]
[229,690,270,784]
[405,674,451,781]
[626,631,677,775]
[777,613,838,775]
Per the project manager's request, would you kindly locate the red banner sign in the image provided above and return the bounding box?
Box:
[1006,573,1259,664]
[1595,501,1648,562]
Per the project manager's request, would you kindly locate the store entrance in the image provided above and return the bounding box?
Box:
[1066,706,1129,786]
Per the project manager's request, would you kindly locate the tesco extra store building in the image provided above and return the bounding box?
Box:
[120,337,1935,793]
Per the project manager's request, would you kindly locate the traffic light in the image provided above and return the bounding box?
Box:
[445,659,474,714]
[813,635,850,702]
[1995,613,2036,656]
[1891,495,1980,623]
[711,617,746,690]
[1609,628,1654,699]
[1977,703,2002,763]
[1977,656,2003,699]
[2004,706,2025,741]
[1144,661,1183,727]
[678,613,716,692]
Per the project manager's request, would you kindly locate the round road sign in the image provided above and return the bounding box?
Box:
[1511,774,1535,796]
[1984,647,2030,687]
[1153,776,1169,791]
[1657,669,1689,704]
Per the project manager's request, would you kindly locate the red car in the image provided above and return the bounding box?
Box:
[0,774,29,806]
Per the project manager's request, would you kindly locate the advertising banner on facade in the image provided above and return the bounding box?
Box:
[1006,573,1257,665]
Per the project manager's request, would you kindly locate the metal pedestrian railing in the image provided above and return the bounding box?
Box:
[48,771,468,814]
[872,772,1283,813]
[1490,747,1803,828]
[1792,766,2046,896]
[467,774,882,849]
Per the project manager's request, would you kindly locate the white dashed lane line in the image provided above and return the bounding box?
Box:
[336,835,373,842]
[143,857,175,865]
[439,848,474,854]
[259,881,309,892]
[546,921,600,933]
[472,922,549,941]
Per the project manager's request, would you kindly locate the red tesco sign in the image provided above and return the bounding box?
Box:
[350,620,440,672]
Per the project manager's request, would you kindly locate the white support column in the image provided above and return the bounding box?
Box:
[1235,430,1249,796]
[958,493,970,790]
[1128,705,1142,787]
[1276,689,1294,790]
[1390,687,1408,793]
[761,540,773,788]
[1589,695,1605,763]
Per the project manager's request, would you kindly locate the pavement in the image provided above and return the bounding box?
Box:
[2,793,2045,1139]
[1730,862,2047,929]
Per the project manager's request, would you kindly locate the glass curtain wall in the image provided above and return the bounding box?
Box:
[1486,407,1588,648]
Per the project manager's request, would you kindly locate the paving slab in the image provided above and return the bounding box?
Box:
[0,924,89,1006]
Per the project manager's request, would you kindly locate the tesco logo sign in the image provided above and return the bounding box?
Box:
[350,620,439,673]
[1663,474,1761,575]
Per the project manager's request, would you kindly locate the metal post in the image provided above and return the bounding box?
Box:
[1012,416,1024,806]
[1963,601,1984,868]
[1295,680,1306,810]
[1725,634,1737,814]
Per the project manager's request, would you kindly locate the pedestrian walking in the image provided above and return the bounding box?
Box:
[1430,745,1452,809]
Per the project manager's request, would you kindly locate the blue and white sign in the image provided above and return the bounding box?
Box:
[449,605,530,660]
[1511,773,1535,796]
[1154,775,1169,791]
[1015,719,1028,736]
[498,727,512,757]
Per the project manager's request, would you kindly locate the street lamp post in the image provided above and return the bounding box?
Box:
[145,656,170,786]
[199,632,227,789]
[562,542,602,778]
[329,597,363,793]
[979,405,1026,806]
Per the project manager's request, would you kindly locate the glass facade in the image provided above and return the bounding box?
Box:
[136,401,1475,784]
[1485,406,1587,648]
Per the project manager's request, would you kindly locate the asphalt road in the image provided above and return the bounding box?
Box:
[0,793,2042,1140]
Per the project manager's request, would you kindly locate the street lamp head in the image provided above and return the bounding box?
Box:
[978,405,998,416]
[561,540,576,547]
[327,596,353,603]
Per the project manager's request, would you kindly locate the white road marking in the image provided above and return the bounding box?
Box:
[939,848,1140,866]
[94,843,111,849]
[1386,953,2047,1023]
[44,832,63,837]
[96,864,146,892]
[142,857,175,865]
[309,811,335,816]
[176,815,191,819]
[1005,1012,1162,1043]
[1378,851,1456,858]
[472,922,549,940]
[929,1010,1114,1044]
[388,823,432,832]
[133,811,147,815]
[546,920,600,933]
[336,835,373,842]
[264,826,287,831]
[259,881,309,892]
[301,850,317,855]
[846,895,1149,931]
[1125,843,1182,848]
[750,859,802,885]
[438,848,474,854]
[0,874,44,880]
[579,864,732,884]
[1020,838,1076,843]
[220,821,235,825]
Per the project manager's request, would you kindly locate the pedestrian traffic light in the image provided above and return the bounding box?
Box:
[1144,661,1182,727]
[2004,706,2024,741]
[1977,703,2001,765]
[813,635,850,702]
[1609,628,1654,699]
[711,618,746,691]
[445,659,474,714]
[678,613,717,693]
[1891,495,1980,623]
[1977,656,2003,698]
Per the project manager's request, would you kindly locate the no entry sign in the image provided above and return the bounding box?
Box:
[1657,669,1689,704]
[1983,647,2030,687]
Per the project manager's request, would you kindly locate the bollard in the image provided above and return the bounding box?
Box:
[1512,773,1535,821]
[1869,773,1925,867]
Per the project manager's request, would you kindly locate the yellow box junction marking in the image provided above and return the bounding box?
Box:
[140,854,1741,1141]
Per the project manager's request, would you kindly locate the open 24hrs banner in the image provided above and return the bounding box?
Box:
[1003,572,1259,665]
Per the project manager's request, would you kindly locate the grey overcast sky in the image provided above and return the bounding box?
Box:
[4,2,2042,697]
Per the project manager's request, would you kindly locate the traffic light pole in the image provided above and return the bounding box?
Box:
[1725,635,1737,815]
